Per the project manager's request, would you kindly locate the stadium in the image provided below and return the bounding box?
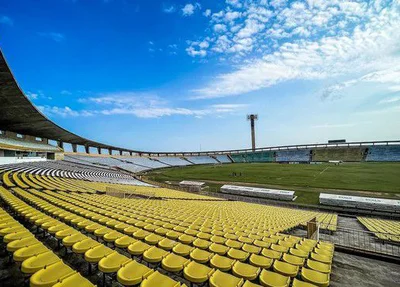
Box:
[1,1,400,287]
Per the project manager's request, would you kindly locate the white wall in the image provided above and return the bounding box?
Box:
[0,157,47,165]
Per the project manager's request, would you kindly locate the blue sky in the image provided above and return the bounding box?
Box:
[1,0,399,152]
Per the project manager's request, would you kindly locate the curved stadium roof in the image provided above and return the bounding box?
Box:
[0,49,136,153]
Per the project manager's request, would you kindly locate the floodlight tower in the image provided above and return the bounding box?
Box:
[247,114,258,152]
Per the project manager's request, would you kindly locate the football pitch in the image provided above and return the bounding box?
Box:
[146,162,400,205]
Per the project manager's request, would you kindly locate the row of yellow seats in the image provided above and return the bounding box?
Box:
[18,187,331,287]
[24,188,334,287]
[0,187,94,287]
[9,186,187,287]
[358,217,400,242]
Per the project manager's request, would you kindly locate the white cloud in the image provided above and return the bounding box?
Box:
[38,106,93,117]
[203,9,211,17]
[191,1,400,99]
[214,24,227,33]
[379,96,400,104]
[0,15,13,26]
[38,32,65,42]
[226,0,242,9]
[163,5,175,13]
[68,92,247,118]
[26,92,39,100]
[182,3,201,16]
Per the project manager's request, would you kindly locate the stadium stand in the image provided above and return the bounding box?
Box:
[0,165,336,287]
[156,157,193,166]
[185,156,218,165]
[312,147,366,162]
[231,151,275,163]
[221,184,295,201]
[120,157,168,169]
[214,154,232,163]
[276,149,311,162]
[366,145,400,162]
[357,217,400,242]
[0,136,61,152]
[319,193,400,213]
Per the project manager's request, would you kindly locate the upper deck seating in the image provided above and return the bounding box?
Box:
[185,156,218,165]
[276,150,311,162]
[366,145,400,162]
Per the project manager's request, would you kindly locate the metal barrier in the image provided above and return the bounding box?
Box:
[313,222,400,258]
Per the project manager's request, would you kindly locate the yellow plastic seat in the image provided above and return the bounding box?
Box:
[30,261,76,287]
[117,260,154,286]
[278,240,295,249]
[173,243,194,257]
[273,260,299,277]
[7,237,41,252]
[209,243,229,255]
[301,268,330,287]
[232,261,260,280]
[0,226,25,236]
[249,254,273,268]
[197,232,213,240]
[143,246,169,263]
[144,233,164,245]
[52,273,95,287]
[242,243,261,254]
[190,248,213,263]
[259,270,290,287]
[48,224,70,235]
[314,248,333,258]
[133,229,151,240]
[225,239,243,249]
[3,230,34,243]
[210,254,236,272]
[94,227,112,238]
[289,248,309,258]
[84,244,114,263]
[55,228,79,240]
[98,252,131,273]
[115,236,137,248]
[115,222,130,232]
[13,243,49,262]
[292,278,318,287]
[210,235,226,244]
[254,240,271,248]
[21,251,61,274]
[166,230,182,240]
[193,238,212,249]
[103,231,124,243]
[72,238,100,254]
[162,253,190,272]
[62,233,87,247]
[179,234,196,244]
[227,248,249,261]
[261,248,282,260]
[306,259,331,274]
[243,280,263,287]
[123,225,139,235]
[282,253,305,266]
[209,269,244,287]
[85,223,103,233]
[271,244,289,253]
[158,238,178,250]
[128,241,151,256]
[184,261,215,284]
[140,271,180,287]
[310,253,331,264]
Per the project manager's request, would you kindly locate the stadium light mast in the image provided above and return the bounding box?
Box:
[247,114,258,152]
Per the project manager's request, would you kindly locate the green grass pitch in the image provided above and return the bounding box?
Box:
[146,162,400,205]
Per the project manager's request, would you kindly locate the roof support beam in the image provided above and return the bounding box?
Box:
[84,145,89,154]
[72,143,77,153]
[97,147,101,155]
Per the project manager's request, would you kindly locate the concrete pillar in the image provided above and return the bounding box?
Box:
[84,145,89,154]
[129,151,133,156]
[57,141,64,149]
[119,150,123,156]
[72,144,77,153]
[97,147,101,154]
[108,148,112,155]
